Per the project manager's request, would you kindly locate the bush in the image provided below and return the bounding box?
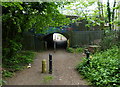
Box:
[75,48,84,53]
[100,30,119,51]
[76,46,120,87]
[17,51,35,65]
[66,47,84,53]
[2,51,35,72]
[2,70,14,78]
[66,47,74,53]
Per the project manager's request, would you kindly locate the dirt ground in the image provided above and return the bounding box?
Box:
[4,49,90,85]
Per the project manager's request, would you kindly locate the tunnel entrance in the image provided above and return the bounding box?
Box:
[44,33,68,50]
[53,33,67,49]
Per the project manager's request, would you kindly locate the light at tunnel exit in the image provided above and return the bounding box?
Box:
[53,33,67,41]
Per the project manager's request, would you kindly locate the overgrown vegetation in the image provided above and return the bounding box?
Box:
[2,2,70,78]
[66,47,74,53]
[2,70,14,78]
[63,0,120,30]
[2,1,120,86]
[100,30,120,51]
[0,79,7,86]
[2,51,35,78]
[76,46,120,87]
[66,47,84,53]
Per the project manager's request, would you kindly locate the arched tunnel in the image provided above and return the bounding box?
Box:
[44,33,69,50]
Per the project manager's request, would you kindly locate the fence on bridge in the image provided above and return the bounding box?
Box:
[69,30,104,47]
[22,30,104,51]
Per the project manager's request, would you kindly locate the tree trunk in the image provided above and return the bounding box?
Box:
[97,1,101,17]
[98,1,104,30]
[107,0,111,30]
[112,0,116,29]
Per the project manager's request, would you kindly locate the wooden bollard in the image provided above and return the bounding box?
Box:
[67,40,70,48]
[42,59,47,73]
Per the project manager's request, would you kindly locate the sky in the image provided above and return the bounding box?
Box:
[59,0,119,16]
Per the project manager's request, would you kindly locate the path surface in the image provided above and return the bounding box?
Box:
[5,49,90,85]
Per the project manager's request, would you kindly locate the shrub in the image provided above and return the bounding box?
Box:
[2,51,35,72]
[76,46,120,87]
[17,51,35,65]
[75,48,84,53]
[66,47,84,53]
[2,70,14,78]
[66,47,74,53]
[100,30,119,51]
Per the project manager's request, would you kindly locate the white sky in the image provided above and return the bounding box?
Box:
[53,33,67,41]
[59,0,119,16]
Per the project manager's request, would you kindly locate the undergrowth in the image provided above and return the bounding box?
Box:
[42,75,54,83]
[2,51,35,78]
[66,47,84,53]
[76,46,120,87]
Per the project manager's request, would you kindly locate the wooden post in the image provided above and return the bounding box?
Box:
[67,40,70,48]
[42,59,47,73]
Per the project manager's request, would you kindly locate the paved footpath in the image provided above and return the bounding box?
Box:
[5,49,90,85]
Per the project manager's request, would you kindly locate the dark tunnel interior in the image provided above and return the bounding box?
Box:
[44,33,67,50]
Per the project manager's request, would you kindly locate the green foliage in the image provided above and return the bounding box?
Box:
[2,70,14,78]
[3,51,35,72]
[2,2,70,34]
[2,2,70,75]
[63,1,119,30]
[64,1,105,30]
[42,76,54,83]
[66,47,83,53]
[114,20,120,26]
[17,51,35,65]
[66,47,74,53]
[100,30,119,51]
[75,48,84,53]
[76,46,120,87]
[2,2,23,9]
[0,79,7,86]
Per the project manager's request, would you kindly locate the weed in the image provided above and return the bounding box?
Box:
[42,75,54,83]
[66,47,74,53]
[75,48,84,53]
[66,47,83,53]
[2,70,14,78]
[0,79,7,86]
[2,51,35,77]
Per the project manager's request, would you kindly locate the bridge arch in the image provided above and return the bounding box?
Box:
[44,31,70,40]
[43,32,70,50]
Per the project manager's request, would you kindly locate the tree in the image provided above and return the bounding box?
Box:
[2,2,70,69]
[61,0,119,30]
[63,0,105,30]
